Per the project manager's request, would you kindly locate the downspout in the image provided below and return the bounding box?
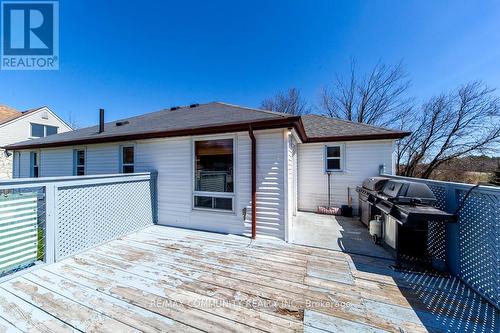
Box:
[249,125,257,239]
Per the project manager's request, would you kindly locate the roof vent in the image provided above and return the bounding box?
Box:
[189,103,199,108]
[170,106,180,111]
[115,120,129,127]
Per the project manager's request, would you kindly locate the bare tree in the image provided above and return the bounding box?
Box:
[320,59,412,127]
[67,111,81,129]
[397,81,500,178]
[261,88,309,115]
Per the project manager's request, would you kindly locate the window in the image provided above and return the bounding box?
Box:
[46,125,58,136]
[74,149,85,176]
[325,145,343,171]
[121,146,134,173]
[194,138,234,211]
[31,124,44,138]
[30,152,39,178]
[31,123,58,138]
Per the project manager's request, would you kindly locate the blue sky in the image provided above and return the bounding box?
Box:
[1,0,500,127]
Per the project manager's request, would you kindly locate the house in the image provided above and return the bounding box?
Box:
[0,105,72,179]
[3,102,409,240]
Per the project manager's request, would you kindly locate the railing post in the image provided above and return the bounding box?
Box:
[44,183,56,264]
[444,184,460,276]
[150,171,158,224]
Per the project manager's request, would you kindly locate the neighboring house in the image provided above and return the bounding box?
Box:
[0,105,72,179]
[3,102,408,240]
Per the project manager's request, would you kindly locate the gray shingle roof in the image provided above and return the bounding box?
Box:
[4,102,408,149]
[301,114,408,141]
[5,102,295,149]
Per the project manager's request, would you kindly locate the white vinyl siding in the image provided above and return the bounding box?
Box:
[135,135,247,235]
[40,149,73,177]
[86,144,120,175]
[298,140,395,213]
[11,152,20,178]
[286,132,298,240]
[17,151,31,178]
[254,130,286,239]
[135,129,286,238]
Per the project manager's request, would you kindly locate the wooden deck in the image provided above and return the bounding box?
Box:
[0,225,497,333]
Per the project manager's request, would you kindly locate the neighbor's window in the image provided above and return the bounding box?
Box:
[74,149,85,176]
[31,123,58,138]
[325,145,343,171]
[31,124,44,137]
[45,125,58,136]
[194,138,234,211]
[121,146,134,173]
[30,152,39,178]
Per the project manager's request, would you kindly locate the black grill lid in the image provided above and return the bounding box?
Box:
[362,177,390,192]
[381,180,436,204]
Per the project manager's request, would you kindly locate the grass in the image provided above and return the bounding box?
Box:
[37,227,44,260]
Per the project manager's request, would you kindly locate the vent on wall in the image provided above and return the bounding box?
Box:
[41,111,48,119]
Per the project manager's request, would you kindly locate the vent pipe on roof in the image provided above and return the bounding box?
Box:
[99,108,105,133]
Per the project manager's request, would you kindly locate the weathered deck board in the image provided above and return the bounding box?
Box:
[2,277,138,333]
[0,287,78,333]
[23,270,202,333]
[0,225,498,333]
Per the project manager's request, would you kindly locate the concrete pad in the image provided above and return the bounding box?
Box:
[290,211,392,259]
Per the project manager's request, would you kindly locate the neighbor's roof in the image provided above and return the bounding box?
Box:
[4,102,409,150]
[0,106,50,126]
[0,105,21,125]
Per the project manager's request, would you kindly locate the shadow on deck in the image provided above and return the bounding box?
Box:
[290,211,499,333]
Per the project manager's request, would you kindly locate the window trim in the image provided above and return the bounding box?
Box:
[30,123,59,138]
[120,145,135,173]
[324,144,344,172]
[73,148,86,176]
[192,136,236,213]
[30,151,40,178]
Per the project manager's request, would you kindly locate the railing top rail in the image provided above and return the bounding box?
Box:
[381,173,500,194]
[0,172,157,190]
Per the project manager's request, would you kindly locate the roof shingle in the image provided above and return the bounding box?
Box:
[0,105,21,125]
[301,114,409,141]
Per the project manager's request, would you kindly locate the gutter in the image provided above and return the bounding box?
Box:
[248,125,257,239]
[306,131,411,142]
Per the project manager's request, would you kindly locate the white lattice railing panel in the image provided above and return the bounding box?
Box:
[457,189,499,309]
[426,184,447,211]
[383,174,500,310]
[56,178,154,260]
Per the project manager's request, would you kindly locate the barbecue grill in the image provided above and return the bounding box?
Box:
[358,177,456,271]
[356,177,389,226]
[375,180,453,227]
